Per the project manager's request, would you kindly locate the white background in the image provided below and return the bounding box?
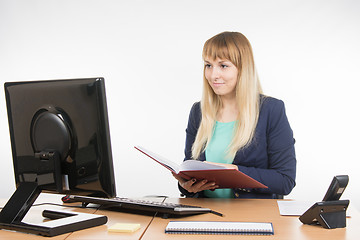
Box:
[0,0,359,211]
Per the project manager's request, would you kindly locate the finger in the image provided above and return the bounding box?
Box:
[172,173,192,185]
[171,172,183,182]
[188,179,210,193]
[175,177,218,193]
[180,178,204,193]
[198,182,218,191]
[181,178,197,189]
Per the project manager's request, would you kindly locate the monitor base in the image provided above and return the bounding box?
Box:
[0,182,107,237]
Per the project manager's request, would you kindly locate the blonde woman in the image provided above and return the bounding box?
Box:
[173,32,296,199]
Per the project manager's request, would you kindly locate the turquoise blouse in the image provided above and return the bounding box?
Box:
[204,121,236,198]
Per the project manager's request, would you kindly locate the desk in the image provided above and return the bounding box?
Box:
[0,194,162,240]
[1,196,359,239]
[142,198,360,240]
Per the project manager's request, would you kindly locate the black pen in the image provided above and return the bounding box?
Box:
[210,210,224,217]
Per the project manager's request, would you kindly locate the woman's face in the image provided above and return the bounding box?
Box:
[204,58,238,99]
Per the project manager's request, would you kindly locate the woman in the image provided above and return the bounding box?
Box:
[172,31,296,199]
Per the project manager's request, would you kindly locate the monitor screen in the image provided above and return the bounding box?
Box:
[4,77,116,198]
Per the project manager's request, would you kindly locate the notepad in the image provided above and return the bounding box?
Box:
[108,223,141,233]
[165,221,274,235]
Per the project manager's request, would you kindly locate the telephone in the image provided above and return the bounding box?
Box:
[299,175,349,229]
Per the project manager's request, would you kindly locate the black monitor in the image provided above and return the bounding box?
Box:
[0,77,116,236]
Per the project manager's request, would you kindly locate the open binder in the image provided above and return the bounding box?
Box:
[135,146,267,189]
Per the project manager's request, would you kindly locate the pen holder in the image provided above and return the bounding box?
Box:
[299,200,349,229]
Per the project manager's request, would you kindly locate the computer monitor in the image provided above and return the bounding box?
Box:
[0,77,116,236]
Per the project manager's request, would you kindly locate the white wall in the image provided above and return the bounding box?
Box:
[0,0,359,211]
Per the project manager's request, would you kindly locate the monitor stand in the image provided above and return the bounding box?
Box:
[0,182,107,237]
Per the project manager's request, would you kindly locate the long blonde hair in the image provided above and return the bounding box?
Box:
[192,31,263,160]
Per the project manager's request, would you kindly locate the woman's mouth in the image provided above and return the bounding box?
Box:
[212,82,224,87]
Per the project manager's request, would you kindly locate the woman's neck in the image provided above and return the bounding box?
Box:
[217,97,239,123]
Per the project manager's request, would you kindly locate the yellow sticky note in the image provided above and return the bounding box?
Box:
[108,223,141,233]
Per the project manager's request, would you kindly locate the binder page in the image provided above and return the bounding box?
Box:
[180,160,228,171]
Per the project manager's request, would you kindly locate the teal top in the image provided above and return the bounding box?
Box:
[204,121,236,198]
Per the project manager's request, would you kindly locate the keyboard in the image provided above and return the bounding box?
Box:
[66,195,222,217]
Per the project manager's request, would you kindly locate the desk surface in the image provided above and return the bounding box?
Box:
[142,198,360,240]
[1,195,359,239]
[0,194,160,240]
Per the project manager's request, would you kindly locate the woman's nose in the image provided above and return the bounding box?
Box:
[210,67,221,80]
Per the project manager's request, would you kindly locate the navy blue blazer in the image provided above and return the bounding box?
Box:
[180,96,296,199]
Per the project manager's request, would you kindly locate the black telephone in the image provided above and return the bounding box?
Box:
[322,175,349,201]
[299,175,349,229]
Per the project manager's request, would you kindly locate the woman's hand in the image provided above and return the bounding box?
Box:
[172,172,218,193]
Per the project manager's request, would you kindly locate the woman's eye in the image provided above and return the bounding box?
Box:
[205,64,212,68]
[221,64,228,68]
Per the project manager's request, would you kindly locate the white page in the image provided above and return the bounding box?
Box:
[277,200,313,216]
[135,146,228,173]
[179,160,228,171]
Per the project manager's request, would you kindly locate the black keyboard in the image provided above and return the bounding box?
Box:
[66,195,222,217]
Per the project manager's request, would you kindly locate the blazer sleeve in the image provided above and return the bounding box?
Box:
[184,102,201,161]
[236,99,296,195]
[178,102,205,197]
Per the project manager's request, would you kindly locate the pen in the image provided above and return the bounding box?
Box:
[210,210,224,217]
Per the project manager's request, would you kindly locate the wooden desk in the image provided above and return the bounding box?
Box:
[0,195,163,240]
[141,198,360,240]
[1,197,359,239]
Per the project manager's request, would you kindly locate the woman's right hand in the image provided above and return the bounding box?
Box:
[172,172,218,193]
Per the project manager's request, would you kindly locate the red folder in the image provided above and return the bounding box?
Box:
[135,146,267,189]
